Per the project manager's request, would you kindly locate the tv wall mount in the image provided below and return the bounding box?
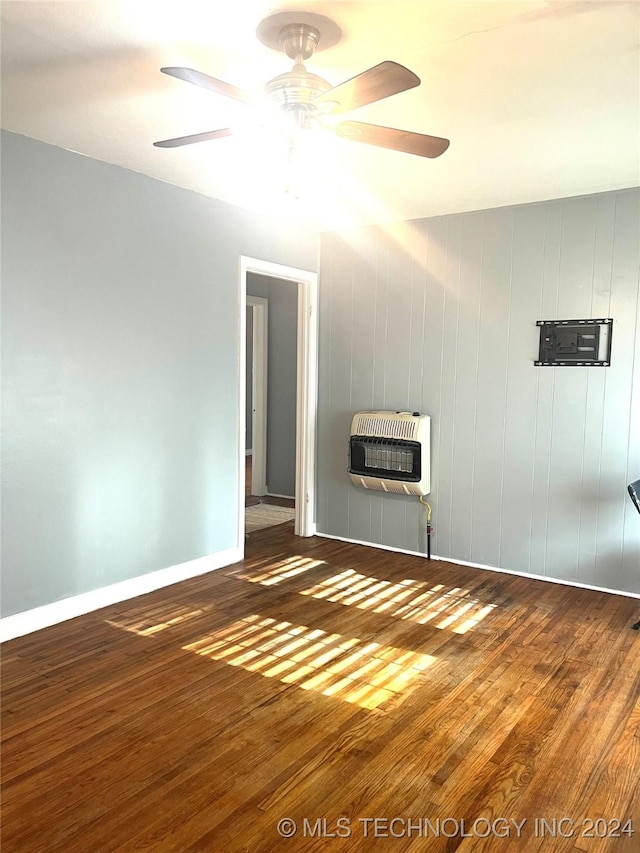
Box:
[535,318,613,367]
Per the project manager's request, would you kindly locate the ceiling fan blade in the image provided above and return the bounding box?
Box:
[335,121,450,159]
[160,67,252,104]
[153,128,234,148]
[313,61,419,115]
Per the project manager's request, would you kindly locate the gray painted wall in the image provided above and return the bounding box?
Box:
[317,188,640,595]
[1,130,317,618]
[247,273,298,497]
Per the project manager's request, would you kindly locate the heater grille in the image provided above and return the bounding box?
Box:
[354,414,417,440]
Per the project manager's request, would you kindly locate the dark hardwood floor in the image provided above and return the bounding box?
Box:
[2,524,639,852]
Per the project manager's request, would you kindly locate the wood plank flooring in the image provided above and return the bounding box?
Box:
[2,525,639,852]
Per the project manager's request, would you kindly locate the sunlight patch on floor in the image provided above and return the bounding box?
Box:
[106,603,210,637]
[235,558,498,635]
[294,569,497,634]
[182,615,436,710]
[233,555,327,585]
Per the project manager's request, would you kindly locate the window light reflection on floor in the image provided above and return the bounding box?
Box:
[101,556,496,709]
[105,603,210,637]
[234,555,328,586]
[237,557,497,635]
[297,569,497,634]
[182,615,437,710]
[106,557,497,644]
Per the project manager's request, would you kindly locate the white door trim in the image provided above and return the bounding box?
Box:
[238,256,318,547]
[246,296,268,496]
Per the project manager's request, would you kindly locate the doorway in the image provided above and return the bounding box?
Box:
[245,291,296,533]
[238,256,318,550]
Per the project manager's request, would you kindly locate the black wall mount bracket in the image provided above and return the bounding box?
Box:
[535,318,613,366]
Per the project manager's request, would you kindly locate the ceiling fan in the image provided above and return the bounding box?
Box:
[153,11,450,160]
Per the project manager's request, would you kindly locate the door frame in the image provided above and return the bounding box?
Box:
[246,296,268,497]
[238,256,318,547]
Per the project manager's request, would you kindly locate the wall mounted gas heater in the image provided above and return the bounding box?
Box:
[348,411,431,496]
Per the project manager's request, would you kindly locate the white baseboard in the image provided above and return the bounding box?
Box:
[245,449,252,457]
[0,547,243,643]
[315,532,640,600]
[267,492,296,500]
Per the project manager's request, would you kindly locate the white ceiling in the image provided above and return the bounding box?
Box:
[2,1,639,230]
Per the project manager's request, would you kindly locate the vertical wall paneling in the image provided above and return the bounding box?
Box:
[406,225,430,553]
[544,197,596,580]
[317,188,640,595]
[470,207,514,567]
[450,213,484,562]
[438,216,462,558]
[326,235,354,538]
[381,225,418,550]
[599,190,640,591]
[499,203,545,574]
[347,231,378,543]
[530,201,563,574]
[368,229,391,542]
[316,233,334,533]
[577,194,616,584]
[624,261,640,590]
[421,217,448,555]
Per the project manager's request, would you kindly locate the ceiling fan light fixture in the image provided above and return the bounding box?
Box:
[154,11,450,161]
[285,105,313,133]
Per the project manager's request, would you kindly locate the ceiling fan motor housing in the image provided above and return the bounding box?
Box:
[279,23,320,61]
[265,22,332,122]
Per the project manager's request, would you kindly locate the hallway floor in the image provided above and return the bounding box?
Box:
[245,455,295,509]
